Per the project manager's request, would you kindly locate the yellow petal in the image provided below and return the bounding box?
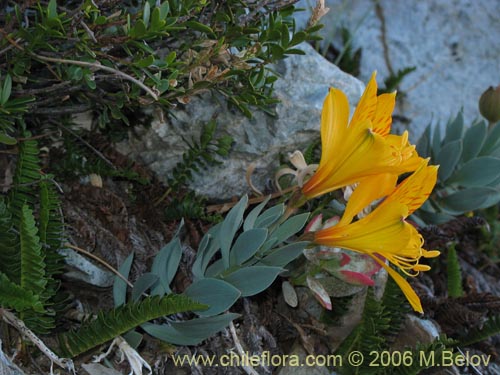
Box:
[381,159,439,216]
[315,202,412,254]
[340,173,398,225]
[350,72,378,129]
[370,255,423,313]
[372,92,396,136]
[320,88,349,167]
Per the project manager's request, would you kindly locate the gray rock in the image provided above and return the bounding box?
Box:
[118,42,364,199]
[296,0,500,141]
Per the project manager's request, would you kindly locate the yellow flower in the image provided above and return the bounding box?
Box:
[301,72,422,200]
[313,161,440,313]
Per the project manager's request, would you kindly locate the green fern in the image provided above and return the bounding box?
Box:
[0,198,20,282]
[446,244,463,298]
[58,295,207,357]
[0,273,43,312]
[9,134,41,223]
[459,314,500,347]
[19,204,47,296]
[336,277,409,375]
[386,336,457,375]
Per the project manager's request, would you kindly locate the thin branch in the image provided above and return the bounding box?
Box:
[0,309,75,373]
[228,321,260,375]
[51,121,117,170]
[32,53,159,101]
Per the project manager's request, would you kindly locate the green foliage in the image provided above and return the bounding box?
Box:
[57,295,207,357]
[336,277,408,375]
[416,113,500,224]
[0,134,66,333]
[446,244,464,298]
[113,195,309,346]
[378,67,416,94]
[459,314,500,347]
[0,74,34,145]
[1,0,321,134]
[50,131,149,184]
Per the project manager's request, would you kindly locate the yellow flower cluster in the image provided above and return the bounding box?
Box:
[299,73,439,313]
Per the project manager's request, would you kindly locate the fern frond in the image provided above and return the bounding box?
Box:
[19,204,47,295]
[386,336,457,375]
[0,198,20,282]
[58,294,207,357]
[380,276,410,343]
[0,272,43,312]
[459,314,500,347]
[9,135,41,223]
[446,244,463,297]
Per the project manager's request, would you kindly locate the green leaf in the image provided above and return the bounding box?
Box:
[230,228,268,266]
[1,74,12,105]
[269,213,309,244]
[132,273,159,302]
[432,122,442,158]
[142,313,239,346]
[47,0,58,19]
[0,132,17,145]
[59,295,207,357]
[150,235,183,296]
[461,121,487,162]
[436,140,462,182]
[113,252,134,307]
[0,272,43,312]
[440,187,500,214]
[219,196,248,268]
[130,20,147,38]
[243,196,271,231]
[480,121,500,156]
[185,21,215,36]
[123,330,143,349]
[143,2,151,28]
[224,266,283,297]
[258,241,309,267]
[192,223,222,279]
[184,278,241,317]
[447,245,463,298]
[444,111,464,143]
[135,55,155,68]
[20,205,47,295]
[448,157,500,187]
[254,204,284,228]
[415,126,430,158]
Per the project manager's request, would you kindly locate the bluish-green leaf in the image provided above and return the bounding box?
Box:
[432,122,442,159]
[254,204,284,228]
[142,313,240,345]
[230,228,268,265]
[192,224,221,279]
[205,259,224,278]
[47,0,57,19]
[480,121,500,156]
[243,196,271,231]
[448,157,500,187]
[184,278,241,317]
[461,121,487,162]
[440,187,500,214]
[444,111,464,143]
[437,140,462,182]
[123,330,143,349]
[143,2,151,28]
[270,213,309,244]
[219,196,248,269]
[150,235,183,296]
[113,252,134,307]
[132,273,159,302]
[224,266,283,297]
[258,242,309,267]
